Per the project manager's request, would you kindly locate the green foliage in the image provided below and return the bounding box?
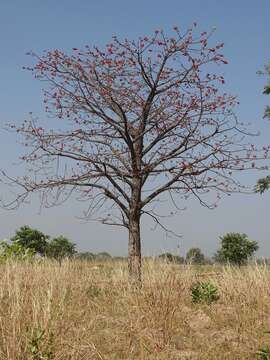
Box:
[0,240,35,261]
[264,106,270,119]
[256,175,270,194]
[85,285,102,299]
[45,236,76,261]
[11,226,49,256]
[256,332,270,359]
[255,62,270,192]
[256,346,270,359]
[214,233,258,266]
[263,87,270,96]
[191,281,219,304]
[3,226,77,262]
[27,328,54,360]
[186,247,205,264]
[258,62,270,119]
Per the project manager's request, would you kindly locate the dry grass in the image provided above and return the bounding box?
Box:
[0,259,269,359]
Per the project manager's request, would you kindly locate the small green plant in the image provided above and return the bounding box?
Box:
[86,285,102,298]
[190,281,219,304]
[27,328,54,360]
[256,346,270,359]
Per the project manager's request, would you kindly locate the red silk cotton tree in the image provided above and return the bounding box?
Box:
[4,25,267,284]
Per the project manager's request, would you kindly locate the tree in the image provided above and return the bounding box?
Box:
[11,225,49,256]
[4,25,266,285]
[256,62,270,193]
[186,247,205,264]
[214,233,258,265]
[45,236,76,262]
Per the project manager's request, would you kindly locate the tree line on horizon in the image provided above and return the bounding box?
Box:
[0,225,260,266]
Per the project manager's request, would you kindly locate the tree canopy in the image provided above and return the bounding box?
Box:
[45,236,76,261]
[214,233,258,265]
[11,225,49,256]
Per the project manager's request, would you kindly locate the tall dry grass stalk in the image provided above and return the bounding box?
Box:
[0,259,269,359]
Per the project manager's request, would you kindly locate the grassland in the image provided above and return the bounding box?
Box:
[0,259,269,359]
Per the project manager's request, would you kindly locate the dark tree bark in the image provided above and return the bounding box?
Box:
[128,213,142,285]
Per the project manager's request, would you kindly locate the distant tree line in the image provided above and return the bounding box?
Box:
[158,233,259,266]
[78,231,260,266]
[0,227,261,266]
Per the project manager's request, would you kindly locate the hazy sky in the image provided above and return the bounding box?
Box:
[0,0,269,257]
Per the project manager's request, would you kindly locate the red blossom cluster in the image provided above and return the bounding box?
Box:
[6,25,267,222]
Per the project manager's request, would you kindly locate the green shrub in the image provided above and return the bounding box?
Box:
[27,327,54,360]
[0,240,35,261]
[85,285,102,299]
[256,346,270,359]
[190,281,219,304]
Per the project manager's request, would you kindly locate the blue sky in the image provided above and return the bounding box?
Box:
[0,0,269,257]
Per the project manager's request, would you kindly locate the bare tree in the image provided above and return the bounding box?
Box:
[3,25,267,285]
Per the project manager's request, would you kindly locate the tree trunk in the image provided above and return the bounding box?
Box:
[128,138,143,286]
[128,214,142,287]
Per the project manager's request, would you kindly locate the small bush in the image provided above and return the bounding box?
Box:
[85,285,102,298]
[190,281,219,304]
[27,327,54,360]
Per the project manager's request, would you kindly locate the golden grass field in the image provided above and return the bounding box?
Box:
[0,259,270,359]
